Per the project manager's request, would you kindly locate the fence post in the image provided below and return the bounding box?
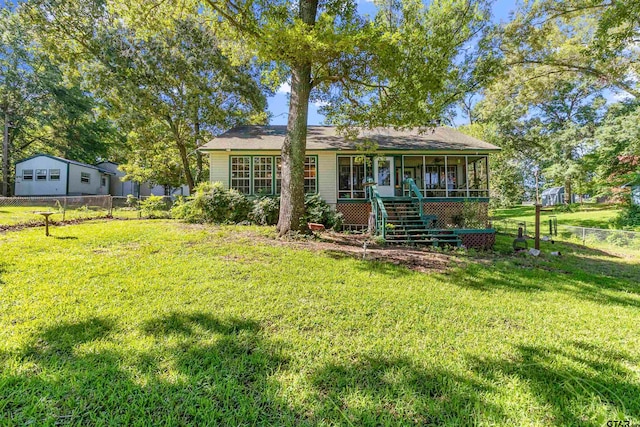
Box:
[63,197,67,221]
[582,227,586,246]
[108,195,113,217]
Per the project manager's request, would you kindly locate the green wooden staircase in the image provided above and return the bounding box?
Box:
[382,199,462,247]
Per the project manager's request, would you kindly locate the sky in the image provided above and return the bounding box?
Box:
[267,0,519,127]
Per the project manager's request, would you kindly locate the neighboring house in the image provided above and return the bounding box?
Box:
[621,181,640,206]
[541,186,581,206]
[200,125,501,248]
[96,161,191,198]
[96,161,190,197]
[14,154,113,197]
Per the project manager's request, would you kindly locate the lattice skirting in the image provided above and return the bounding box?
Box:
[335,201,489,228]
[459,232,496,250]
[422,202,488,228]
[336,202,372,225]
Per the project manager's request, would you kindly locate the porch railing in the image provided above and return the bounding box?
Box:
[403,178,424,219]
[366,183,388,239]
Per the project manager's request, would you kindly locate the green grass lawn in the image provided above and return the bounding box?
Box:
[491,204,625,230]
[1,221,639,425]
[0,205,140,226]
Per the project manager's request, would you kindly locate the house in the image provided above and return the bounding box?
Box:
[14,154,114,197]
[200,125,501,248]
[96,161,191,198]
[96,161,153,197]
[541,186,581,206]
[620,181,640,206]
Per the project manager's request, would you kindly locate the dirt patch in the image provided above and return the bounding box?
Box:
[259,231,459,274]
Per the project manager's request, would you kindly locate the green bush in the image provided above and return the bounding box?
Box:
[251,196,280,225]
[304,193,343,230]
[611,204,640,229]
[171,182,251,224]
[172,183,342,229]
[140,195,170,218]
[461,200,486,229]
[125,194,138,209]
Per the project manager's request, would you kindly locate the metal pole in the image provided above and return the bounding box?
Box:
[2,109,9,197]
[535,204,541,250]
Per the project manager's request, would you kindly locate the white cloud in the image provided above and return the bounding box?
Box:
[277,82,291,94]
[313,100,329,107]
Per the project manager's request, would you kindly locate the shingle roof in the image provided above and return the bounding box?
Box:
[200,126,501,152]
[16,154,115,175]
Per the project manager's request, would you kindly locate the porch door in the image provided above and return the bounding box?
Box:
[375,157,394,197]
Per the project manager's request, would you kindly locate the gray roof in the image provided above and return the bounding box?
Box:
[16,154,115,175]
[200,126,501,152]
[541,186,564,196]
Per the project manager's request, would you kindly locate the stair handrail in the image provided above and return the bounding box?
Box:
[366,181,388,239]
[403,178,424,218]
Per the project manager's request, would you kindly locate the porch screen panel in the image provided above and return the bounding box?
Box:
[338,156,366,199]
[403,156,424,195]
[447,156,468,197]
[468,156,489,197]
[230,156,251,194]
[253,156,273,195]
[424,157,446,197]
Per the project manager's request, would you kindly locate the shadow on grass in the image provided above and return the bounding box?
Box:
[1,313,301,425]
[467,341,640,426]
[443,233,640,308]
[311,355,502,425]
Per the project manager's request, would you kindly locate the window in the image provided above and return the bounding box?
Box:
[36,169,47,181]
[49,169,60,181]
[231,155,318,196]
[338,156,367,199]
[23,169,33,181]
[81,172,91,184]
[275,157,282,194]
[101,176,107,187]
[230,156,251,194]
[253,157,273,195]
[304,156,317,193]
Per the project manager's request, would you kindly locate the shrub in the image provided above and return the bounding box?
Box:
[251,196,280,225]
[140,195,170,218]
[125,194,138,209]
[304,193,343,230]
[611,203,640,229]
[171,182,251,224]
[461,200,486,229]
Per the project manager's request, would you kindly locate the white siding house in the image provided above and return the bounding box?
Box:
[14,155,113,196]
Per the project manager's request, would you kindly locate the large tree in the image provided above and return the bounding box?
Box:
[1,6,120,195]
[118,0,492,235]
[29,1,267,192]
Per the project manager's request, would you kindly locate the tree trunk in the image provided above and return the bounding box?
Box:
[277,0,318,236]
[2,107,9,197]
[194,105,203,184]
[564,178,572,205]
[167,116,195,193]
[177,139,195,193]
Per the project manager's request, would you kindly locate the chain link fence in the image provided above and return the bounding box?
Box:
[491,218,640,253]
[0,195,173,228]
